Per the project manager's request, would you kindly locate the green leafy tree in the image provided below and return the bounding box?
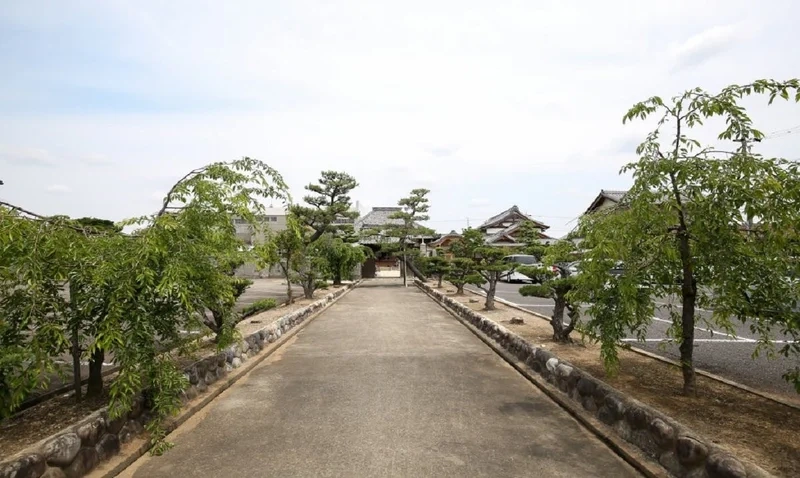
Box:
[0,157,290,453]
[257,215,304,304]
[319,234,369,285]
[575,79,800,395]
[444,257,484,295]
[386,189,432,286]
[291,171,359,243]
[292,238,330,299]
[518,241,581,342]
[422,255,451,288]
[452,228,508,310]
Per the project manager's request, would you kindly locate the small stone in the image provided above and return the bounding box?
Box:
[107,416,126,435]
[582,396,598,412]
[187,368,199,385]
[184,386,198,400]
[576,377,597,396]
[196,379,208,393]
[649,418,676,449]
[225,363,233,372]
[41,467,67,478]
[658,451,683,476]
[469,298,479,303]
[597,405,616,425]
[95,434,121,462]
[204,371,216,385]
[676,436,708,466]
[555,363,573,379]
[509,317,525,325]
[624,406,651,430]
[241,352,249,361]
[545,357,559,373]
[76,416,104,447]
[217,366,226,377]
[63,447,98,478]
[231,357,242,368]
[43,433,81,467]
[603,394,627,420]
[233,347,242,359]
[0,453,46,478]
[706,454,747,478]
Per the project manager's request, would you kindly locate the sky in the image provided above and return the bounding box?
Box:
[1,1,799,238]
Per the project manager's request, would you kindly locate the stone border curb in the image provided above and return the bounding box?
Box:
[0,282,360,478]
[464,285,800,412]
[419,280,774,478]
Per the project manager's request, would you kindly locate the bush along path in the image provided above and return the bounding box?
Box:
[416,280,775,478]
[0,284,357,478]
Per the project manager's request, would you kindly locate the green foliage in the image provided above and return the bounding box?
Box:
[290,171,359,244]
[256,214,304,304]
[444,257,484,294]
[241,298,278,318]
[319,235,368,285]
[518,240,581,342]
[0,157,289,450]
[421,255,450,287]
[383,188,433,285]
[577,78,800,394]
[452,228,508,310]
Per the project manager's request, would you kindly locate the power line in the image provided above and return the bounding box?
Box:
[764,124,800,140]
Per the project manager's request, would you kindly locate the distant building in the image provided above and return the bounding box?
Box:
[584,190,627,215]
[354,206,436,278]
[478,205,554,246]
[233,207,288,246]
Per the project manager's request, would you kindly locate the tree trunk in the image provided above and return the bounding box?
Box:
[437,275,443,288]
[86,348,104,398]
[551,297,567,342]
[333,270,342,286]
[455,283,465,295]
[282,261,293,304]
[678,232,697,395]
[485,276,497,310]
[70,326,82,402]
[402,247,407,287]
[303,277,314,299]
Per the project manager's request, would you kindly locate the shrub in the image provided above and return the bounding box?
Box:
[241,298,278,318]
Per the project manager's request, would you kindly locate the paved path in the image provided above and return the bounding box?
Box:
[124,280,639,477]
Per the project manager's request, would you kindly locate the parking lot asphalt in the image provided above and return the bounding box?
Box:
[467,281,798,397]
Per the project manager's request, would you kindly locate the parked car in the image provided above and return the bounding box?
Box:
[500,254,556,283]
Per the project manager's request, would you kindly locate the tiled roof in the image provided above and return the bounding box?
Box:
[585,189,629,214]
[479,205,548,230]
[354,207,404,231]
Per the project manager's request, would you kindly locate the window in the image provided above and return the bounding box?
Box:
[269,216,278,222]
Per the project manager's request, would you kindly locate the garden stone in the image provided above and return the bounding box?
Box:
[658,451,683,476]
[545,357,559,373]
[706,454,747,478]
[196,380,208,393]
[231,357,242,368]
[187,368,199,385]
[76,416,105,447]
[597,406,616,425]
[509,317,524,325]
[41,467,67,478]
[649,418,675,449]
[95,434,120,462]
[576,377,597,397]
[43,433,81,467]
[603,394,627,420]
[581,396,598,412]
[63,447,98,478]
[469,298,479,303]
[233,347,242,359]
[241,352,249,361]
[676,436,708,466]
[555,363,573,379]
[107,416,126,435]
[184,386,198,400]
[624,406,651,430]
[0,453,46,478]
[204,371,216,385]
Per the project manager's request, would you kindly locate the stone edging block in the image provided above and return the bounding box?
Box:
[0,283,358,478]
[414,279,773,478]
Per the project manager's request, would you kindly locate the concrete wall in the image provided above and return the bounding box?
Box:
[0,285,356,478]
[416,280,772,478]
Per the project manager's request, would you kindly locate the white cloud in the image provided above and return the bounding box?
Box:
[0,0,799,227]
[45,184,72,194]
[671,24,741,70]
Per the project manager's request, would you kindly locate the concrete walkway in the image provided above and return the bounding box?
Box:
[123,280,639,477]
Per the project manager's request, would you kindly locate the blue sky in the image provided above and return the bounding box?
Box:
[1,0,799,237]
